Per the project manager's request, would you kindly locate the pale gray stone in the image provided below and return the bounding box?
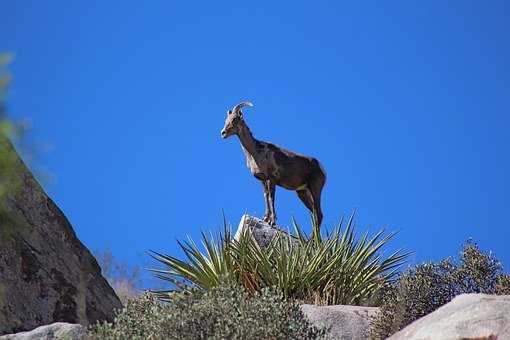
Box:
[0,323,85,340]
[388,293,510,340]
[0,138,122,335]
[234,214,297,248]
[301,304,379,340]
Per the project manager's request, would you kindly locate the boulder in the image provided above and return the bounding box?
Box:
[301,304,379,340]
[234,214,297,248]
[0,323,86,340]
[388,294,510,340]
[0,138,122,335]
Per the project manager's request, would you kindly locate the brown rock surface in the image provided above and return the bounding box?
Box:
[0,138,122,335]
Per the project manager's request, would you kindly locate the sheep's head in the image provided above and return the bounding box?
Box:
[221,101,253,139]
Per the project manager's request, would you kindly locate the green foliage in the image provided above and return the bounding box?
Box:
[150,213,410,305]
[89,282,323,340]
[0,53,43,244]
[0,53,16,142]
[370,241,510,339]
[496,273,510,295]
[0,52,25,202]
[0,52,21,224]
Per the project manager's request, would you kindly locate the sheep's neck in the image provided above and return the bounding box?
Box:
[237,121,259,159]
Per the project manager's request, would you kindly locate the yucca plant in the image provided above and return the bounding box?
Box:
[150,212,411,305]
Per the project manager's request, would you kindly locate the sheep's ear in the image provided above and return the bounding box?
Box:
[237,110,243,117]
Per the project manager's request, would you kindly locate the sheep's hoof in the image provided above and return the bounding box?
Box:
[262,214,278,226]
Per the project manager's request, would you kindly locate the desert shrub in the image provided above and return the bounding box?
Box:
[0,52,27,228]
[370,241,509,339]
[0,53,34,204]
[150,213,410,306]
[496,274,510,295]
[95,249,141,305]
[0,52,20,200]
[89,282,323,340]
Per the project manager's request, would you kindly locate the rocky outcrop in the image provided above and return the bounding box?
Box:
[388,294,510,340]
[301,304,379,340]
[0,323,85,340]
[234,214,297,248]
[0,138,122,335]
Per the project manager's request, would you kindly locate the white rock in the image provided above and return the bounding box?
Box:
[234,214,297,248]
[301,304,379,340]
[0,323,86,340]
[388,294,510,340]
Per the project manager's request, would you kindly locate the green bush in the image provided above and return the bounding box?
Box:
[0,52,18,200]
[0,52,25,228]
[496,273,510,295]
[150,213,410,306]
[370,241,510,339]
[0,53,28,204]
[89,282,324,340]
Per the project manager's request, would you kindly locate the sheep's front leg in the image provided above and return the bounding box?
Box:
[262,181,271,223]
[267,182,277,226]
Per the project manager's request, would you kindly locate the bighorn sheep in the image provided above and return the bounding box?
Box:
[221,101,326,231]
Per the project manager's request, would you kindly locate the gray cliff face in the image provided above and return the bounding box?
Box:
[0,138,122,335]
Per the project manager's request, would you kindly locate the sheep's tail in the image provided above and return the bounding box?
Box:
[313,158,327,183]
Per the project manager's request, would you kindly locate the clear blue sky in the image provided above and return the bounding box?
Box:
[2,1,509,280]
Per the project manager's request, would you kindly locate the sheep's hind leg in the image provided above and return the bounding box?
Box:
[296,189,314,215]
[308,175,325,231]
[297,188,322,237]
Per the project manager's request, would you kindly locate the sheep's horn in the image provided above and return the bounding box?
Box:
[232,101,254,113]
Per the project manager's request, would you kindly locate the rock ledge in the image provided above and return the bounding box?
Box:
[389,293,510,340]
[0,323,85,340]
